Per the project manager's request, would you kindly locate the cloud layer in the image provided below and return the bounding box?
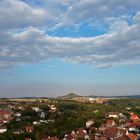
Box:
[0,0,140,68]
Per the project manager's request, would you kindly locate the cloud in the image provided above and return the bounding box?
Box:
[1,0,140,31]
[0,0,140,69]
[0,0,74,31]
[0,12,140,68]
[133,11,140,23]
[54,0,140,29]
[0,0,54,30]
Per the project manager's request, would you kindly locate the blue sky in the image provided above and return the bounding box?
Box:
[0,0,140,97]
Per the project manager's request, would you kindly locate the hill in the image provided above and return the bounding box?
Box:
[57,93,81,100]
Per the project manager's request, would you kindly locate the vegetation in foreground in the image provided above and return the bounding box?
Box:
[0,98,140,139]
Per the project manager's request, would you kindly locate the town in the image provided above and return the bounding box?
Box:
[0,94,140,140]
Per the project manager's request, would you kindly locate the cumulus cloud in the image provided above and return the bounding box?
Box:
[54,0,140,29]
[1,0,140,30]
[0,0,74,31]
[133,11,140,23]
[0,0,140,68]
[0,12,140,68]
[0,0,60,30]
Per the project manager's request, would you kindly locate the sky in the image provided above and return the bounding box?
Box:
[0,0,140,97]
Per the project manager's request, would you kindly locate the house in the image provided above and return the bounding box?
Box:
[11,105,24,110]
[100,120,116,128]
[47,119,55,123]
[89,126,97,134]
[84,134,91,140]
[0,110,13,123]
[33,121,40,125]
[125,122,139,132]
[86,120,94,128]
[89,98,95,103]
[114,135,128,140]
[96,127,127,140]
[40,112,46,119]
[13,129,24,134]
[128,126,138,132]
[14,112,21,117]
[95,98,104,104]
[71,130,78,140]
[119,118,126,124]
[107,112,126,119]
[127,133,137,140]
[129,121,140,128]
[16,118,21,122]
[39,120,48,123]
[63,132,78,140]
[18,106,24,110]
[63,134,73,140]
[118,113,126,118]
[126,107,131,110]
[32,107,40,112]
[0,125,7,133]
[129,112,134,116]
[25,125,33,133]
[108,112,119,118]
[98,126,106,132]
[94,135,107,140]
[25,138,31,140]
[77,128,87,138]
[49,105,57,112]
[94,110,99,113]
[130,115,139,122]
[105,120,116,127]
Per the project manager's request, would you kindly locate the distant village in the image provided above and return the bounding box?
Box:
[0,94,140,140]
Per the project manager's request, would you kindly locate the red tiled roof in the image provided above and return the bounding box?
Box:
[102,127,118,138]
[130,115,139,120]
[115,135,128,140]
[127,133,137,140]
[126,122,132,126]
[105,120,116,126]
[126,122,140,127]
[25,126,33,132]
[94,135,107,140]
[102,127,126,139]
[0,111,12,115]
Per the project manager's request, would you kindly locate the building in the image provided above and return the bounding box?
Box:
[0,110,13,124]
[86,120,94,128]
[25,125,33,133]
[130,115,139,122]
[105,120,116,127]
[25,138,31,140]
[0,125,7,133]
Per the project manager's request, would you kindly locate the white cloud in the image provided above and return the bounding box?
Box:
[1,0,140,30]
[0,0,140,69]
[0,0,51,30]
[0,13,140,68]
[133,11,140,23]
[53,0,140,29]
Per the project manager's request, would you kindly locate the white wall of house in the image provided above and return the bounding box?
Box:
[0,128,7,133]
